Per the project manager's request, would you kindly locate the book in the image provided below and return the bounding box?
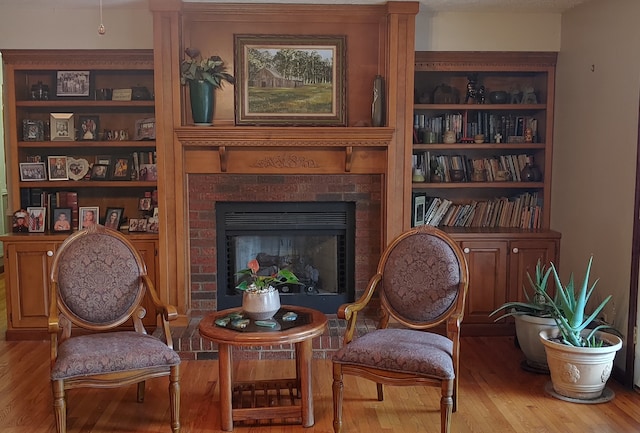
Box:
[411,192,426,227]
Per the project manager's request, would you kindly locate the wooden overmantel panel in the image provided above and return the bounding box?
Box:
[149,1,418,322]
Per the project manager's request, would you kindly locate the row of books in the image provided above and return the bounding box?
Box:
[413,152,537,183]
[412,192,542,229]
[413,112,539,144]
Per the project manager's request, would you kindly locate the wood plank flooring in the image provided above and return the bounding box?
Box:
[1,330,640,432]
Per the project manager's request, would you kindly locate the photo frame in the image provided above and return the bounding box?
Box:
[79,206,99,230]
[139,197,152,211]
[111,156,132,180]
[134,117,156,140]
[78,115,99,141]
[50,113,74,141]
[19,162,47,181]
[27,207,46,233]
[103,207,124,230]
[47,156,69,181]
[90,164,109,180]
[234,34,346,126]
[128,218,148,232]
[56,70,90,97]
[22,119,44,141]
[52,208,72,233]
[13,209,30,233]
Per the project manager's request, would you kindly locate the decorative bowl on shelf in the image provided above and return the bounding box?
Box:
[489,91,509,104]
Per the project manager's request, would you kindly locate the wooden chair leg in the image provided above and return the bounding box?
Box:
[441,380,454,433]
[332,363,344,433]
[376,383,384,401]
[169,365,181,433]
[51,380,66,433]
[137,381,146,403]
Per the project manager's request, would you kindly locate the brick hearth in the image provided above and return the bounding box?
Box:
[182,173,383,358]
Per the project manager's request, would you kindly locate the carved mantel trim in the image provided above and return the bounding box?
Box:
[176,126,394,174]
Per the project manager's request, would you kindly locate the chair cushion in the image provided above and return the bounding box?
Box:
[51,332,181,380]
[332,328,454,379]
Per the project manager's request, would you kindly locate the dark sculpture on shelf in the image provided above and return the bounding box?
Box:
[465,73,484,104]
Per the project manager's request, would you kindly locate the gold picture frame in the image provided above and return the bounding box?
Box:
[234,34,346,126]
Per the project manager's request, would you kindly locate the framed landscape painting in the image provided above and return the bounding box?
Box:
[234,34,346,126]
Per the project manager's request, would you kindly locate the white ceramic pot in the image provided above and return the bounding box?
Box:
[514,314,557,371]
[242,289,281,320]
[539,328,622,400]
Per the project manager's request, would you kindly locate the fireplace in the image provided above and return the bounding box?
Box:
[216,201,355,313]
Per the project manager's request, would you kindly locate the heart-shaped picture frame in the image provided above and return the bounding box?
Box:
[67,157,90,181]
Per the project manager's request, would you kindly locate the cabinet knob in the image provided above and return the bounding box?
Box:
[463,247,470,254]
[47,250,54,257]
[512,247,519,254]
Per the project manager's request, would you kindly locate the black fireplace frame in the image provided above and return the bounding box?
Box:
[215,201,355,313]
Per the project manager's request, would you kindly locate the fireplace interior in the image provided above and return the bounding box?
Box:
[216,202,355,313]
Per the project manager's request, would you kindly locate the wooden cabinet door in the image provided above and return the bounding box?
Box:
[5,241,57,329]
[459,240,509,324]
[508,239,559,305]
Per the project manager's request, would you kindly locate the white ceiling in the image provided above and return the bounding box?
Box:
[10,0,592,13]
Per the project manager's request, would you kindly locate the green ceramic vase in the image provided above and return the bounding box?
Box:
[189,79,215,125]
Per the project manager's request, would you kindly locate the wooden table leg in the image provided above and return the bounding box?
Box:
[298,339,314,427]
[218,343,233,431]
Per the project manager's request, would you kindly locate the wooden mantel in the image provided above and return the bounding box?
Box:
[149,1,418,322]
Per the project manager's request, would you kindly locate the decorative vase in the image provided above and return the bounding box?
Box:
[371,75,385,127]
[189,79,215,125]
[539,328,622,401]
[242,288,281,321]
[521,163,536,182]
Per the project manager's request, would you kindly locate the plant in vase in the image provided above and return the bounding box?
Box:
[490,259,558,372]
[180,48,234,125]
[536,256,623,401]
[235,259,299,321]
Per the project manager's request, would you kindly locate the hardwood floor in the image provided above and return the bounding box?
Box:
[1,328,640,432]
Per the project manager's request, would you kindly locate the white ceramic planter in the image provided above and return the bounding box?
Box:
[242,289,281,320]
[539,328,622,400]
[514,314,557,371]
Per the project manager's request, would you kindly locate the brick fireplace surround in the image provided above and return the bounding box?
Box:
[171,173,383,360]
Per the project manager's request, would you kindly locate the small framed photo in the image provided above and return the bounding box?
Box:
[52,208,72,233]
[146,216,159,233]
[56,70,90,97]
[111,157,131,180]
[78,115,99,141]
[128,218,147,232]
[47,156,69,181]
[27,207,46,233]
[50,113,74,141]
[104,207,124,230]
[22,119,44,141]
[79,206,99,230]
[90,164,110,180]
[13,209,30,233]
[139,197,152,211]
[19,162,47,181]
[134,117,156,140]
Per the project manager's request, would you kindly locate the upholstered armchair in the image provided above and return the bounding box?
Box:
[48,224,181,433]
[332,225,469,433]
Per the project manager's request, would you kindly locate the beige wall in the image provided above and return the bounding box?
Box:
[553,0,640,375]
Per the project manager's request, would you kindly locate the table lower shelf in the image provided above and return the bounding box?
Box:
[231,379,303,424]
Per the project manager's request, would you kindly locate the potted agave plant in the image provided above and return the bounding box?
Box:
[536,256,623,401]
[180,47,234,125]
[490,260,557,372]
[235,259,299,320]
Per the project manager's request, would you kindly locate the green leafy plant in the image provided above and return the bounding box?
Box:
[235,259,299,293]
[489,259,554,321]
[537,256,616,347]
[180,48,235,88]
